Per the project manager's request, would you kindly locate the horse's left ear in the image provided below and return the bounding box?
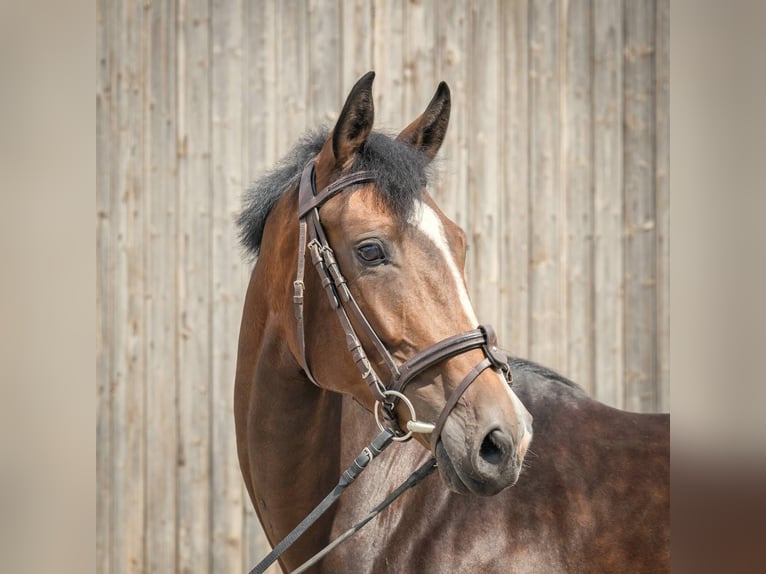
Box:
[396,81,451,160]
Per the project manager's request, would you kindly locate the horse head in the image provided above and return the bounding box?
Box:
[263,72,532,496]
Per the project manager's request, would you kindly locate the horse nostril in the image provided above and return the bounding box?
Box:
[479,429,507,466]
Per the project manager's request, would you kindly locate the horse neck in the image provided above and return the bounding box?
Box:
[236,192,350,563]
[247,345,345,570]
[250,350,343,501]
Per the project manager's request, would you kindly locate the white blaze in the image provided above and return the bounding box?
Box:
[412,200,531,447]
[410,200,479,327]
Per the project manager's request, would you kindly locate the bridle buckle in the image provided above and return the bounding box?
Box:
[293,280,304,303]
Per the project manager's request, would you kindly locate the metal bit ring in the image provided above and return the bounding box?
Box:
[374,390,417,442]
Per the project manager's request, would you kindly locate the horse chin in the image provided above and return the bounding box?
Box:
[434,440,513,497]
[434,440,472,495]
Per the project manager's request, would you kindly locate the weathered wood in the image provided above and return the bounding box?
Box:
[623,0,657,412]
[96,0,112,570]
[467,0,502,327]
[308,0,341,125]
[277,0,309,151]
[403,0,437,121]
[501,0,530,354]
[177,0,212,571]
[528,0,563,371]
[655,0,670,412]
[434,0,470,232]
[341,0,374,100]
[372,0,404,129]
[245,0,277,177]
[593,0,624,408]
[109,1,146,573]
[144,0,178,572]
[211,1,244,572]
[561,0,595,393]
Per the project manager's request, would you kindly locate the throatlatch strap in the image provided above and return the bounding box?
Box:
[293,217,320,387]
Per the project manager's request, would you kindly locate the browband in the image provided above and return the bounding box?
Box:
[298,161,377,218]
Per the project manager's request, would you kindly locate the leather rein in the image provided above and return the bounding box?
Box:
[249,160,513,574]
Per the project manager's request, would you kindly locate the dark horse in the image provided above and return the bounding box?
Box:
[234,72,669,573]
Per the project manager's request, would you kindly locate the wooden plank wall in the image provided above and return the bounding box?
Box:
[96,1,669,572]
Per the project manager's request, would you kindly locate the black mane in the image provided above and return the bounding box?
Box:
[237,127,432,257]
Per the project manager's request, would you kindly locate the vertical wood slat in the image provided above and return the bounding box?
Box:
[434,0,469,231]
[177,0,212,571]
[623,0,657,412]
[245,0,277,178]
[593,0,624,408]
[372,0,404,129]
[561,0,595,392]
[467,0,502,326]
[277,0,309,152]
[109,0,146,573]
[211,1,244,572]
[501,0,530,352]
[655,0,670,412]
[96,0,112,571]
[308,0,341,125]
[144,0,178,572]
[403,0,436,121]
[341,0,373,101]
[528,0,563,370]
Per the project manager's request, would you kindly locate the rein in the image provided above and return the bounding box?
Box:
[249,160,513,573]
[250,428,438,574]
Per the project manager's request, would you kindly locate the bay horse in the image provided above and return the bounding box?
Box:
[234,72,669,573]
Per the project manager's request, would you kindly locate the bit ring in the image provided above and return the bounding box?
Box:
[374,390,417,442]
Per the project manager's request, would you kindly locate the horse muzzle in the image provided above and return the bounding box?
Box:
[435,428,530,496]
[433,376,533,496]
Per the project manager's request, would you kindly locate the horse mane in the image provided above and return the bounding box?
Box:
[508,357,583,390]
[237,126,432,258]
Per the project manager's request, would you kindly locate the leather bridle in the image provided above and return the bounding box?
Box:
[292,159,513,448]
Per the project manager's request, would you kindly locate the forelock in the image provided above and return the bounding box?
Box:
[236,128,433,258]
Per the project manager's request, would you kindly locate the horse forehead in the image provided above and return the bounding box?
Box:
[337,187,397,228]
[337,189,455,251]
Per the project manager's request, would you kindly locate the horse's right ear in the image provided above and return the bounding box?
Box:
[327,71,375,170]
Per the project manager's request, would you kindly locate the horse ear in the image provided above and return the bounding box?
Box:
[330,71,375,169]
[396,81,451,160]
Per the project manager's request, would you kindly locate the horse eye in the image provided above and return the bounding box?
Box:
[356,242,386,265]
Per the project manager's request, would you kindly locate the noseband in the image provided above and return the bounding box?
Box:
[293,159,512,448]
